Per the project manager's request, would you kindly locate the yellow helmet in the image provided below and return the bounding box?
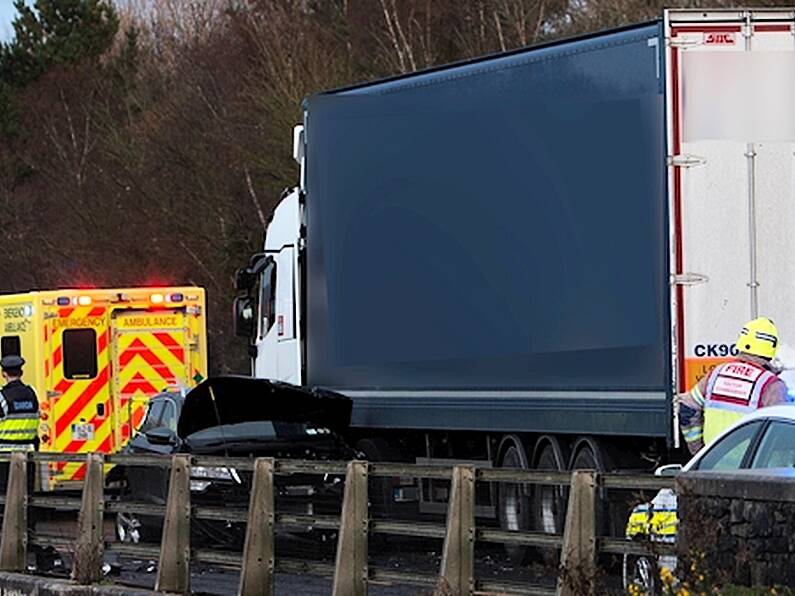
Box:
[736,317,779,359]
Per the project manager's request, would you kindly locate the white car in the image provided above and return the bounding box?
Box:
[623,404,795,593]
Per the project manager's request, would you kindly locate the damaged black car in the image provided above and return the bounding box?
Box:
[109,376,356,546]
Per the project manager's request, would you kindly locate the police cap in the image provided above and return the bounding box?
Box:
[0,355,25,370]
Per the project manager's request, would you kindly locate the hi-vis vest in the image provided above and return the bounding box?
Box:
[703,361,777,444]
[0,390,38,452]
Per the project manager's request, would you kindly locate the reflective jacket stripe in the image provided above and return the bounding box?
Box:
[0,443,34,452]
[0,413,38,444]
[690,384,705,406]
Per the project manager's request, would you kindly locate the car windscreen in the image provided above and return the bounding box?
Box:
[186,421,332,445]
[694,420,765,471]
[751,420,795,468]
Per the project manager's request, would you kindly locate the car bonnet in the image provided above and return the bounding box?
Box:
[176,376,353,438]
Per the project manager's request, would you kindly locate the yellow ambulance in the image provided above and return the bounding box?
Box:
[0,287,207,488]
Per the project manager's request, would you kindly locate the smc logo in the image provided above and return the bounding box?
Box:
[704,33,736,45]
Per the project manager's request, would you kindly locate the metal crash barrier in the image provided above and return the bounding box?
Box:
[0,452,676,595]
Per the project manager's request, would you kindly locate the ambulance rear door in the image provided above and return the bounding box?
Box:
[45,303,114,483]
[110,309,194,444]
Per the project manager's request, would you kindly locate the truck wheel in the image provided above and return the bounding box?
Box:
[570,442,600,470]
[497,438,531,565]
[569,438,617,540]
[531,438,568,565]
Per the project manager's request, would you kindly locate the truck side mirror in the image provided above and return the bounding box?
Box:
[235,267,256,292]
[236,254,273,291]
[233,296,256,338]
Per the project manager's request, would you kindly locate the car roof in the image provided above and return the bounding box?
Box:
[712,467,795,479]
[734,404,795,423]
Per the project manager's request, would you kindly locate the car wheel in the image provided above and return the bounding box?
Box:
[116,511,148,544]
[623,553,659,594]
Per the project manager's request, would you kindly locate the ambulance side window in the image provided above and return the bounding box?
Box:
[259,261,277,338]
[1,336,20,358]
[63,329,98,379]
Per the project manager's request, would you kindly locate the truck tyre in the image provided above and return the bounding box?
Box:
[496,437,532,565]
[569,438,617,540]
[569,441,601,470]
[531,437,568,565]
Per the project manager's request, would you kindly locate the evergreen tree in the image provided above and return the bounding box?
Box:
[1,0,118,88]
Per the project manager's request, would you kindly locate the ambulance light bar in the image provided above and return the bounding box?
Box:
[150,292,184,304]
[56,295,93,306]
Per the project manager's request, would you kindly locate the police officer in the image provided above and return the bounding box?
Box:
[678,317,789,455]
[0,356,56,569]
[0,355,40,453]
[0,355,39,496]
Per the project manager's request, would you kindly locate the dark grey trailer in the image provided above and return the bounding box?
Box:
[304,22,670,439]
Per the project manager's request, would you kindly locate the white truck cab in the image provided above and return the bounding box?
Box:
[234,127,305,385]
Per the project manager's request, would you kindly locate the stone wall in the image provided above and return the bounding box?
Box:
[677,471,795,587]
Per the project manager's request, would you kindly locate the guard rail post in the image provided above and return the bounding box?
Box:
[155,454,191,594]
[556,470,597,596]
[0,452,27,572]
[0,451,28,572]
[438,465,475,596]
[72,453,104,583]
[238,457,275,596]
[332,460,368,596]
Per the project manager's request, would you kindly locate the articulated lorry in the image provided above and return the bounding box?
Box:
[234,8,795,539]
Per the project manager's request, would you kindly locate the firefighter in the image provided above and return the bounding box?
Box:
[678,317,788,455]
